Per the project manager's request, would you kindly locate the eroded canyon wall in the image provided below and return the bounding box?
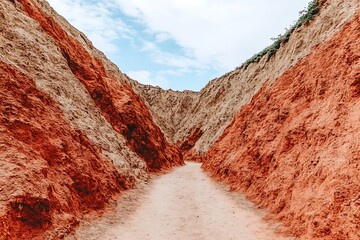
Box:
[138,0,359,160]
[0,0,182,238]
[0,61,134,239]
[137,0,360,238]
[203,7,360,240]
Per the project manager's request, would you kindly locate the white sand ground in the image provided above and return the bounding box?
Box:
[67,162,293,240]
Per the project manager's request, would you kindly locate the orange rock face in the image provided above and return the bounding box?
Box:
[17,0,183,171]
[178,128,204,162]
[203,13,360,239]
[0,61,132,239]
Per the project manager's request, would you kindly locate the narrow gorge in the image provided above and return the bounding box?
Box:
[0,0,359,239]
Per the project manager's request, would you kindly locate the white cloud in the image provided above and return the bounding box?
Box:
[47,0,134,54]
[48,0,312,90]
[115,0,311,70]
[155,33,172,43]
[127,70,169,88]
[140,41,201,69]
[158,69,191,76]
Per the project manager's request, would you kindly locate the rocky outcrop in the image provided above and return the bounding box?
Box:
[203,12,360,239]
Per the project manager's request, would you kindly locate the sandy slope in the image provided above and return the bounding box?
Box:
[68,162,292,240]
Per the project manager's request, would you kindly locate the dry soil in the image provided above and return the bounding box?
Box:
[68,162,292,240]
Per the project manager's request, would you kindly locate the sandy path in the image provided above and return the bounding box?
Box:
[67,162,292,240]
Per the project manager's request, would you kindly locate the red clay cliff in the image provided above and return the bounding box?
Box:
[203,13,360,240]
[0,62,132,239]
[17,0,183,171]
[0,0,183,239]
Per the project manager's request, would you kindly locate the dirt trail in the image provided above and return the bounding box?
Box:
[68,162,292,240]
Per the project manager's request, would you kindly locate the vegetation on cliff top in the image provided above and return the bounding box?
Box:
[240,0,320,69]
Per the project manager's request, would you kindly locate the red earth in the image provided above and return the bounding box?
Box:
[18,0,183,171]
[0,61,132,239]
[203,13,360,239]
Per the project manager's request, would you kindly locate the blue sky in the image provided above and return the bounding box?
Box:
[47,0,312,91]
